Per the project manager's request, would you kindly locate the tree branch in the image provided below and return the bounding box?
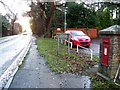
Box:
[0,0,16,16]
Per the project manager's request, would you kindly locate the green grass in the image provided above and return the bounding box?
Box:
[36,38,71,73]
[36,37,120,88]
[36,37,97,74]
[91,74,120,88]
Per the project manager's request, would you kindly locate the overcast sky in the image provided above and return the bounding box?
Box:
[0,0,30,19]
[1,0,119,16]
[0,0,31,31]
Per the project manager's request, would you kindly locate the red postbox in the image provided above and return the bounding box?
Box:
[101,38,110,66]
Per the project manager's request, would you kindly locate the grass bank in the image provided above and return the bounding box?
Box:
[36,37,96,74]
[36,37,120,88]
[91,74,120,88]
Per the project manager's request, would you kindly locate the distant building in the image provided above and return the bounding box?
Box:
[13,23,22,35]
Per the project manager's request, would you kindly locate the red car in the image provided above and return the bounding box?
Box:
[65,30,91,48]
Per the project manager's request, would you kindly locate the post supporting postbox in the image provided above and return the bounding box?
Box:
[98,25,120,83]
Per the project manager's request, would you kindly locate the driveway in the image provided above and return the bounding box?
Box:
[90,38,100,56]
[79,38,100,57]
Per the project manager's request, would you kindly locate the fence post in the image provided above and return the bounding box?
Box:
[68,34,70,53]
[90,49,93,60]
[57,37,59,55]
[77,45,79,53]
[68,42,72,49]
[77,45,93,60]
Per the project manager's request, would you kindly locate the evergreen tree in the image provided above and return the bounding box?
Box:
[66,3,98,28]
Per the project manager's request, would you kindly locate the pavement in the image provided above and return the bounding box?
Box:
[9,36,92,88]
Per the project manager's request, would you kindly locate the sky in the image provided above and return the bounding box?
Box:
[0,0,30,18]
[0,0,31,31]
[1,0,119,18]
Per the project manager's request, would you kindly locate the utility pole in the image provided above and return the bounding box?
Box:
[64,7,66,32]
[63,3,67,32]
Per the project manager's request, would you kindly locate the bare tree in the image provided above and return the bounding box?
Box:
[0,0,18,35]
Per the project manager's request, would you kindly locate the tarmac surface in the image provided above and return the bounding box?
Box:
[9,36,92,88]
[80,38,100,57]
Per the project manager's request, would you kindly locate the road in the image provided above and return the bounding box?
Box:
[0,34,31,83]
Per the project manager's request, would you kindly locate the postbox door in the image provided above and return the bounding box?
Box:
[101,38,110,66]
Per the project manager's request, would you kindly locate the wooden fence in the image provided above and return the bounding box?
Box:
[54,28,98,39]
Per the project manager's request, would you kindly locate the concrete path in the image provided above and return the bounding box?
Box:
[10,36,91,88]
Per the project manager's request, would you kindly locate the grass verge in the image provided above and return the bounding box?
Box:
[36,37,97,74]
[36,37,120,88]
[91,74,120,88]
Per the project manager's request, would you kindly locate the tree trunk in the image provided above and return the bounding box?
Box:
[46,2,56,38]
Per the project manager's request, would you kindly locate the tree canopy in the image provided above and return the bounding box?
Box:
[96,7,113,29]
[28,1,120,37]
[0,14,10,36]
[0,14,10,30]
[66,2,98,28]
[28,1,56,37]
